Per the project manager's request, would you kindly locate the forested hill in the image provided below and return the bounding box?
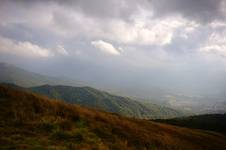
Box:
[30,84,184,119]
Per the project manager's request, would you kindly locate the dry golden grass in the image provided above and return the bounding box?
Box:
[0,85,226,150]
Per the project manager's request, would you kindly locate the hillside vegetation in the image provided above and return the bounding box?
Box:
[30,85,183,119]
[1,84,226,150]
[153,114,226,135]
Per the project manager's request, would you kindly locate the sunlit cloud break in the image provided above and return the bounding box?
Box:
[91,40,121,55]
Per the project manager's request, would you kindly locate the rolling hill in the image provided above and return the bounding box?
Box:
[1,84,226,150]
[30,84,184,119]
[153,114,226,135]
[0,62,81,87]
[0,62,187,119]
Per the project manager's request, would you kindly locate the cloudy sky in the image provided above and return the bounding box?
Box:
[0,0,226,99]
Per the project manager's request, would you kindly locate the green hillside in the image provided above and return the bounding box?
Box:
[30,85,184,119]
[1,84,226,150]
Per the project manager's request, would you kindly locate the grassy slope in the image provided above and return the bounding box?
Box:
[153,114,226,135]
[1,85,226,150]
[30,85,183,119]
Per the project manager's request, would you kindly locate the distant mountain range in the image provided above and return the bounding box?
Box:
[1,84,226,150]
[6,62,226,120]
[0,62,81,87]
[30,85,184,119]
[1,62,225,116]
[0,62,185,119]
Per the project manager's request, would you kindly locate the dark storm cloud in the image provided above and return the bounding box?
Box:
[5,0,150,20]
[3,0,225,23]
[151,0,225,23]
[60,0,225,24]
[57,0,144,19]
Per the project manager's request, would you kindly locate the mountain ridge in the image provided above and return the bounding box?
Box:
[0,61,186,119]
[0,62,82,87]
[29,84,185,119]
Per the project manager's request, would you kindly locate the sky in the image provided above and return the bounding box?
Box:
[0,0,226,101]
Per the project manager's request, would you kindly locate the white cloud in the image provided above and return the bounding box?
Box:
[200,31,226,57]
[57,9,194,46]
[0,2,195,47]
[201,45,226,57]
[0,36,53,57]
[209,21,226,28]
[51,9,187,46]
[110,14,186,45]
[56,45,68,55]
[91,40,121,55]
[21,5,186,46]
